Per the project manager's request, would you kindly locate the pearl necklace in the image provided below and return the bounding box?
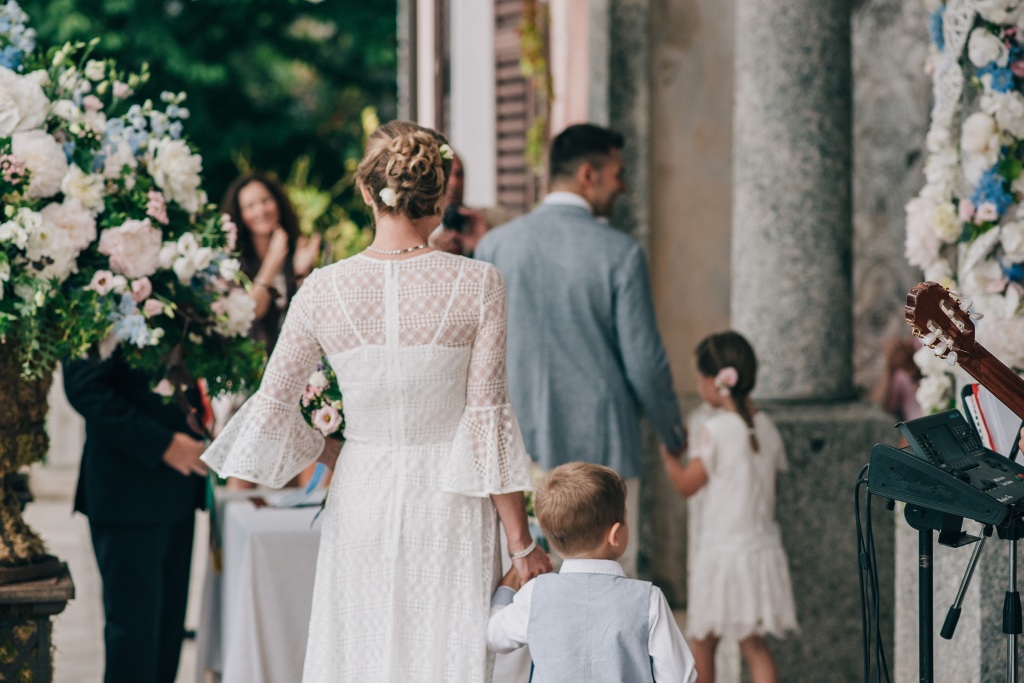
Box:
[365,243,429,256]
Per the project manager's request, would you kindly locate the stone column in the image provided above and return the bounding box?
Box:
[730,1,895,681]
[731,0,854,401]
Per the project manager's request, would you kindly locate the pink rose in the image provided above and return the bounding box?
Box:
[714,367,739,397]
[85,269,115,295]
[82,95,103,112]
[97,219,163,279]
[142,298,164,318]
[312,405,342,436]
[958,199,976,222]
[976,202,999,223]
[146,190,169,225]
[1012,61,1024,78]
[131,277,152,302]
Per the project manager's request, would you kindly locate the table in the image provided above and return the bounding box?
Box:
[196,492,322,683]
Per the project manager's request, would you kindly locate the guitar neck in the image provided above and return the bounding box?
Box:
[960,344,1024,421]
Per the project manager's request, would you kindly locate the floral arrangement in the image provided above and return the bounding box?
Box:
[906,0,1024,413]
[0,1,264,395]
[300,359,345,439]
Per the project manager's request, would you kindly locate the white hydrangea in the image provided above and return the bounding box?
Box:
[146,138,203,213]
[960,112,1002,186]
[40,198,97,253]
[11,129,69,199]
[916,373,954,414]
[60,166,106,214]
[23,210,79,284]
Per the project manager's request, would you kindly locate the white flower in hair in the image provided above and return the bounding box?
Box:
[714,367,738,397]
[439,143,454,161]
[379,187,398,207]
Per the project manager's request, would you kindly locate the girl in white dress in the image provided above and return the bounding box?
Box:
[660,331,798,683]
[202,121,551,682]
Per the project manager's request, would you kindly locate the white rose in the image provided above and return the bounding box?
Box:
[218,257,240,281]
[968,28,1009,68]
[1002,223,1024,262]
[23,211,79,283]
[933,202,961,244]
[146,138,203,213]
[40,198,96,253]
[977,0,1024,24]
[60,166,107,214]
[0,220,28,249]
[981,91,1024,138]
[84,59,105,82]
[0,66,49,137]
[307,370,329,389]
[50,99,82,123]
[158,241,178,269]
[210,289,256,337]
[11,130,69,199]
[83,109,106,135]
[961,112,1001,156]
[916,374,954,413]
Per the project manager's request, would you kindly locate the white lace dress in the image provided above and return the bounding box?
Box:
[685,412,799,641]
[201,251,533,682]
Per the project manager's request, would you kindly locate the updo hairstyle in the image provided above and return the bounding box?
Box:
[355,120,452,220]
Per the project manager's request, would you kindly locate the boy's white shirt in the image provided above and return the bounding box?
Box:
[487,558,697,683]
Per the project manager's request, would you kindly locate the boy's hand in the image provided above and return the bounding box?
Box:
[500,566,524,591]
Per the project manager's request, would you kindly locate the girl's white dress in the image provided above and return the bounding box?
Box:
[202,251,533,682]
[686,411,799,641]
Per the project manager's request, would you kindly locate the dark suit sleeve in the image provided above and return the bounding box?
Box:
[614,245,686,453]
[63,357,175,470]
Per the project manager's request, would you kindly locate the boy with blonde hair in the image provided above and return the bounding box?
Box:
[487,462,697,682]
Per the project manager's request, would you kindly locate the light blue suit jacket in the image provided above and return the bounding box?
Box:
[476,202,684,478]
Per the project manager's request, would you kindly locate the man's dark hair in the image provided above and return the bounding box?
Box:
[549,124,625,180]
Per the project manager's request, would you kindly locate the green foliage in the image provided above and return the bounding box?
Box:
[21,0,398,221]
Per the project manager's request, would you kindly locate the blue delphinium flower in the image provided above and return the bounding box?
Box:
[0,45,20,69]
[979,64,1016,93]
[1003,262,1024,283]
[972,166,1014,216]
[929,7,945,51]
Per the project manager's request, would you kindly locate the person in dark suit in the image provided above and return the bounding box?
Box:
[64,353,207,683]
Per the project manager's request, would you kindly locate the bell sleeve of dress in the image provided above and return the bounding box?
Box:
[442,265,533,497]
[201,271,326,487]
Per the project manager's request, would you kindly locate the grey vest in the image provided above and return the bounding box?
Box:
[528,572,654,683]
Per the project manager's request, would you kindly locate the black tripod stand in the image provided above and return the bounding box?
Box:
[909,506,1024,683]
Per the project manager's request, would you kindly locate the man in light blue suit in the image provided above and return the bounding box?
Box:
[476,123,686,578]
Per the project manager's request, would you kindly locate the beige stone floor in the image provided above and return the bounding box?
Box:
[22,462,208,683]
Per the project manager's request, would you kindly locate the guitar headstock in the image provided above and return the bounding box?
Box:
[905,282,984,366]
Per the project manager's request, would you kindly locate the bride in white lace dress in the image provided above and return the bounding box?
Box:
[202,121,552,682]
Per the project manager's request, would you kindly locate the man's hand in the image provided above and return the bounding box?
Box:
[162,432,208,477]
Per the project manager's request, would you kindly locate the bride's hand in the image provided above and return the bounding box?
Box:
[512,545,553,582]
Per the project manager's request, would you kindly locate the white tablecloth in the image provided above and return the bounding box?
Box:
[196,492,322,683]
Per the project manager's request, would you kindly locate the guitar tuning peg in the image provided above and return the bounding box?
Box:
[970,311,984,320]
[922,331,939,345]
[935,341,949,356]
[946,351,958,366]
[959,298,974,312]
[949,289,963,298]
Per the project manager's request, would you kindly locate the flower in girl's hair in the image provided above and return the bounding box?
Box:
[379,187,398,207]
[439,143,455,161]
[714,367,739,397]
